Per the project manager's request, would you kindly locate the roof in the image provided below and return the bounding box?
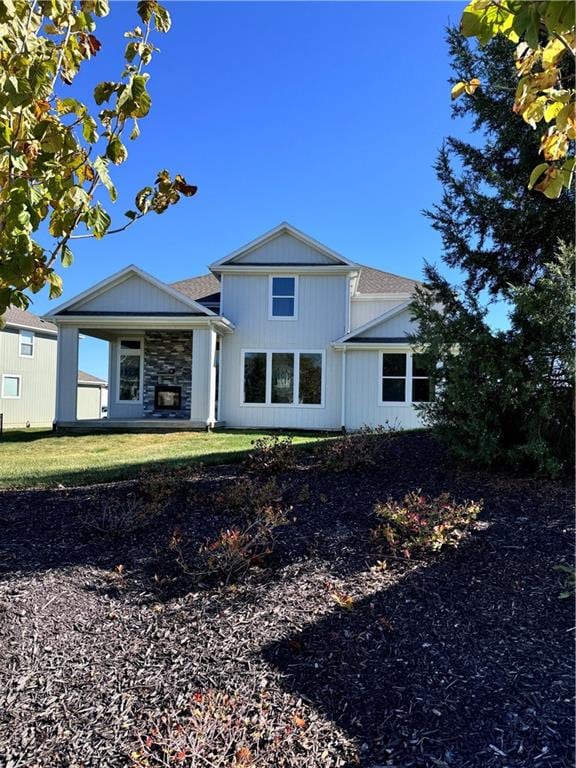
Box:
[78,370,107,386]
[170,273,221,302]
[2,306,58,334]
[354,265,420,295]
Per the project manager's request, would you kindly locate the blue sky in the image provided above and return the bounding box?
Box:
[32,1,480,377]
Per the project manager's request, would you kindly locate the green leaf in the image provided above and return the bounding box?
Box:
[82,115,99,143]
[124,210,138,220]
[135,186,153,213]
[61,244,74,267]
[105,136,128,164]
[94,81,117,105]
[129,118,140,140]
[137,0,156,24]
[154,4,171,32]
[47,271,63,299]
[93,156,117,201]
[527,163,549,190]
[85,202,111,238]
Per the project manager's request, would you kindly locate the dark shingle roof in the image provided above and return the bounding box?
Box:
[78,370,107,385]
[355,265,420,295]
[170,274,221,303]
[2,306,57,333]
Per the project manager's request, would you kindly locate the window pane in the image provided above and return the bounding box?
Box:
[20,343,33,356]
[382,378,405,402]
[3,376,20,397]
[382,353,406,377]
[272,297,295,317]
[412,378,432,403]
[121,340,141,351]
[413,354,433,378]
[244,352,266,403]
[272,277,295,297]
[119,354,141,401]
[299,353,322,404]
[271,353,294,404]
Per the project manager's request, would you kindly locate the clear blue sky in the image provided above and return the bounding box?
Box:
[31,1,480,378]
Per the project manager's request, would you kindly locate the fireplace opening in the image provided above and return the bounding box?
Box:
[155,385,182,410]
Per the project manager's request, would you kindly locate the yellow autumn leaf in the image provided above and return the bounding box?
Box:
[527,162,549,190]
[534,167,564,199]
[523,96,547,128]
[465,77,481,95]
[542,37,567,68]
[451,81,467,100]
[540,130,569,161]
[544,100,565,123]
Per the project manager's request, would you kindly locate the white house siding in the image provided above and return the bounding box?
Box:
[77,385,103,420]
[220,273,347,429]
[344,349,425,431]
[231,233,337,265]
[74,274,196,314]
[360,307,418,338]
[0,328,57,427]
[350,298,406,330]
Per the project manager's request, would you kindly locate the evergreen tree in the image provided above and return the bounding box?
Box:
[412,31,575,475]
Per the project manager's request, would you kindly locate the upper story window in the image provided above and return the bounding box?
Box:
[19,330,34,357]
[270,276,297,319]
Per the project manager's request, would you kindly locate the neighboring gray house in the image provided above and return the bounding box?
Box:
[46,223,432,432]
[0,307,107,428]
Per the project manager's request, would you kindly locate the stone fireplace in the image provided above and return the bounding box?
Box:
[142,330,192,418]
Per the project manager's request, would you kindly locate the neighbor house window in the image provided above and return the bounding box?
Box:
[118,339,142,402]
[2,375,21,399]
[243,350,323,406]
[270,276,297,318]
[381,353,407,402]
[19,330,34,357]
[412,354,433,402]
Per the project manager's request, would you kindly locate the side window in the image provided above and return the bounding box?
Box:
[118,339,143,402]
[19,330,34,357]
[2,375,21,398]
[243,352,267,404]
[270,276,297,318]
[412,354,434,402]
[381,353,406,402]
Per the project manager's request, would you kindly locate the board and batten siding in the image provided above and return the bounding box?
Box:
[74,274,195,314]
[0,328,57,427]
[77,384,103,420]
[350,298,406,331]
[220,273,347,429]
[231,232,337,265]
[360,306,418,338]
[344,349,425,431]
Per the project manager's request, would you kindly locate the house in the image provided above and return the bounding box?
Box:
[45,223,432,432]
[0,306,107,428]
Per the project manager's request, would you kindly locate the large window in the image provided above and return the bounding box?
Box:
[270,276,297,318]
[19,330,34,357]
[2,374,21,399]
[381,353,407,402]
[118,339,143,402]
[243,350,323,406]
[412,354,433,402]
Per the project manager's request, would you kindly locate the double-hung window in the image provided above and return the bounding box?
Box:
[270,276,297,318]
[243,350,323,406]
[118,339,143,402]
[381,353,407,402]
[19,330,34,357]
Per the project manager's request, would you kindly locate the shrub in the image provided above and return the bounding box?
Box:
[245,434,296,473]
[372,491,482,558]
[80,494,160,537]
[215,477,284,517]
[317,424,395,473]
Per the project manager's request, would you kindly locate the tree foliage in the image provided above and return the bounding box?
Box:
[413,30,575,476]
[453,0,575,198]
[0,0,197,314]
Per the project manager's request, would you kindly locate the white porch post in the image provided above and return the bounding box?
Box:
[55,325,79,422]
[190,327,217,425]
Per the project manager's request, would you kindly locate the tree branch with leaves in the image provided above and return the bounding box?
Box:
[0,0,197,314]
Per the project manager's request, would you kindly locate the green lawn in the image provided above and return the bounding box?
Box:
[0,429,327,489]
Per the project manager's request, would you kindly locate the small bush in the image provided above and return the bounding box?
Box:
[372,491,482,558]
[318,424,395,472]
[80,494,159,537]
[245,434,296,473]
[215,477,284,517]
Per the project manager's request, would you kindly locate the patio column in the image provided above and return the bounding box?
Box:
[190,327,217,425]
[55,325,79,423]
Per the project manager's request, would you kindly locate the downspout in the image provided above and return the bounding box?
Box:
[340,347,347,432]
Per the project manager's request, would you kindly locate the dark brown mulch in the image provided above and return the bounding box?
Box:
[0,432,573,768]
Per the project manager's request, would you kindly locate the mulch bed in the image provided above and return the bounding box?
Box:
[0,432,573,768]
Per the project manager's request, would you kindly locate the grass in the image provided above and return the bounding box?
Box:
[0,429,328,488]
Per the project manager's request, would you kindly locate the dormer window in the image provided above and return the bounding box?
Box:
[270,276,297,319]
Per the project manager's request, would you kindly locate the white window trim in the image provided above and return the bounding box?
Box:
[241,349,325,408]
[268,275,298,321]
[116,337,144,404]
[19,329,35,358]
[378,351,411,406]
[2,374,21,399]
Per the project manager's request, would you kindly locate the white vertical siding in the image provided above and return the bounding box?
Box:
[344,349,425,431]
[190,328,217,424]
[0,329,57,427]
[77,385,103,420]
[350,298,406,330]
[75,275,197,313]
[220,273,347,429]
[232,233,338,265]
[360,307,418,338]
